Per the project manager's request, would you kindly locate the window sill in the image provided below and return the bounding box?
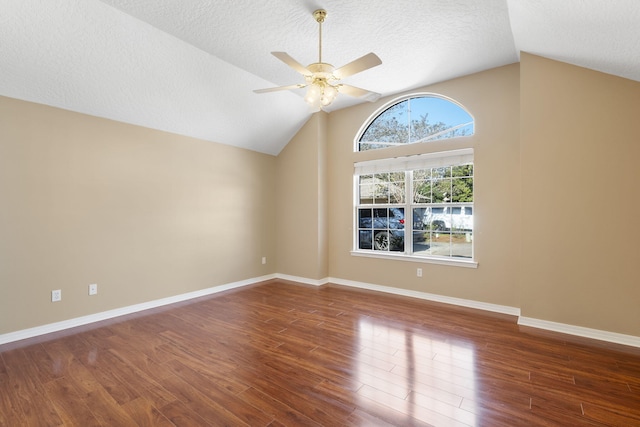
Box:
[350,250,478,268]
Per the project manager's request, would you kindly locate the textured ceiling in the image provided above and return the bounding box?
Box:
[1,0,639,155]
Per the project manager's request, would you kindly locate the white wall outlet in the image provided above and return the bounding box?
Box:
[88,283,98,296]
[262,256,267,265]
[417,268,423,278]
[51,289,62,302]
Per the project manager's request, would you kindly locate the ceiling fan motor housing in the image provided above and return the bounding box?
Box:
[307,62,335,80]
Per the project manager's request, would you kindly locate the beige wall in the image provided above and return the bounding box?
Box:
[325,64,522,307]
[0,96,277,334]
[275,113,329,280]
[3,53,639,340]
[520,53,640,336]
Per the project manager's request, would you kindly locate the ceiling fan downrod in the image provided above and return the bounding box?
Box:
[313,9,326,64]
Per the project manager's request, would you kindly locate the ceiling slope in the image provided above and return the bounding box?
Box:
[1,0,638,154]
[508,0,640,83]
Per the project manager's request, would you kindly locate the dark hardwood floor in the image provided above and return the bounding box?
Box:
[1,280,639,426]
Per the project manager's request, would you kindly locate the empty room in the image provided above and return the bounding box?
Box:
[1,1,639,426]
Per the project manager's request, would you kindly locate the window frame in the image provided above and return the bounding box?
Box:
[352,149,478,268]
[354,93,475,152]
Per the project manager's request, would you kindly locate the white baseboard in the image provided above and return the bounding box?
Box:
[0,274,276,346]
[274,273,328,286]
[3,273,639,349]
[274,273,519,317]
[518,316,640,348]
[327,277,521,316]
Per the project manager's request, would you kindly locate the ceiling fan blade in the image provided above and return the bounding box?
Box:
[254,83,307,94]
[271,52,311,75]
[333,53,382,79]
[339,84,381,102]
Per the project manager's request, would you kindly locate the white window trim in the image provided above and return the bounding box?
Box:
[353,149,476,267]
[354,148,474,174]
[350,250,478,268]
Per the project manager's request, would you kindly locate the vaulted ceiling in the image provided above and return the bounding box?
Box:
[2,0,639,155]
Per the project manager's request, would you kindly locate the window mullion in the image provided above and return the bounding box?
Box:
[406,171,413,254]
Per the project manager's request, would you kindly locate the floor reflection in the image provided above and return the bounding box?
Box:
[356,317,478,426]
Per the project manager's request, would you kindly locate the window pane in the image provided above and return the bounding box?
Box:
[389,172,405,204]
[358,208,372,228]
[450,207,473,231]
[372,230,404,251]
[359,184,374,204]
[451,232,473,258]
[372,208,389,229]
[373,173,389,204]
[411,208,425,231]
[432,179,451,203]
[412,169,431,203]
[389,207,405,229]
[407,97,475,143]
[357,96,475,152]
[413,180,430,203]
[389,184,405,204]
[452,164,473,177]
[413,169,431,180]
[452,177,473,202]
[373,182,389,204]
[389,230,404,252]
[428,231,451,257]
[359,100,409,150]
[359,174,374,204]
[432,167,450,179]
[425,207,448,231]
[359,230,373,250]
[412,208,427,253]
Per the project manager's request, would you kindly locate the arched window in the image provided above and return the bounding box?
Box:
[352,94,476,267]
[356,95,474,152]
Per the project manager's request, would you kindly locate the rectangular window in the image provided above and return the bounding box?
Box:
[354,149,474,263]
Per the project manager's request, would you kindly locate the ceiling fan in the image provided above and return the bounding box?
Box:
[254,9,382,110]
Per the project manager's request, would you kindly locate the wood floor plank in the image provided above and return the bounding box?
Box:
[238,386,323,427]
[43,377,103,426]
[158,399,212,426]
[163,359,272,426]
[358,384,468,426]
[158,373,255,426]
[1,280,639,426]
[120,397,174,427]
[231,365,352,426]
[1,349,63,427]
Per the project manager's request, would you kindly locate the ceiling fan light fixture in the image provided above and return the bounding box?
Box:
[304,82,322,106]
[304,79,339,110]
[321,83,338,105]
[254,9,381,109]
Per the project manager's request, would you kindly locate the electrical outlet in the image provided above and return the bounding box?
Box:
[51,289,62,302]
[89,283,98,296]
[417,268,423,278]
[262,256,267,265]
